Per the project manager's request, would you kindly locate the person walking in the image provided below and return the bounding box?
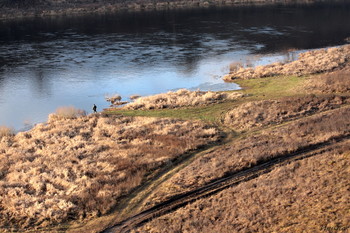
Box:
[93,104,97,113]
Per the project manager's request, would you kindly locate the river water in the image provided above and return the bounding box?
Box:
[1,2,350,130]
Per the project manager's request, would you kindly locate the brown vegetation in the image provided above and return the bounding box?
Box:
[106,94,123,105]
[224,94,350,131]
[131,46,350,233]
[0,114,219,230]
[0,126,15,139]
[223,45,350,80]
[1,40,349,232]
[121,89,243,110]
[303,69,350,93]
[135,146,350,232]
[141,106,350,208]
[51,106,86,120]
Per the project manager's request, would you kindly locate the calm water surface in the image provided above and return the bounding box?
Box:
[1,2,350,130]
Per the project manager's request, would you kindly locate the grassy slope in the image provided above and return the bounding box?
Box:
[14,72,347,232]
[136,148,350,233]
[127,72,350,232]
[105,72,350,232]
[31,75,301,233]
[95,74,349,229]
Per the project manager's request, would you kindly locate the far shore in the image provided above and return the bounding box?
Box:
[0,0,344,21]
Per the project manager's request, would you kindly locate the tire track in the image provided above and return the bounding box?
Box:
[102,134,350,233]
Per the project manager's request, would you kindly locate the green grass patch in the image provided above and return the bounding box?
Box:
[235,75,305,100]
[105,101,237,123]
[104,75,307,123]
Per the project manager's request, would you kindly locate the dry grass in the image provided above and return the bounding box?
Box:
[141,106,350,209]
[120,89,244,110]
[224,95,350,131]
[135,146,350,233]
[130,95,141,100]
[303,69,350,93]
[0,114,219,230]
[229,62,244,73]
[0,126,14,139]
[223,45,350,80]
[106,94,123,105]
[51,106,86,120]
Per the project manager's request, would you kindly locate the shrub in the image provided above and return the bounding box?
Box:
[229,62,243,72]
[106,94,122,105]
[0,126,14,138]
[51,106,86,120]
[130,95,141,100]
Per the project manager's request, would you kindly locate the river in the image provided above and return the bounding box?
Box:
[1,2,350,130]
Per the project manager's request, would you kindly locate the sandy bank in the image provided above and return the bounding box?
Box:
[223,44,350,80]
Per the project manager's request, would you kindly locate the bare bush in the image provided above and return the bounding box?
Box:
[130,95,141,100]
[224,95,350,131]
[136,146,350,233]
[229,62,243,72]
[0,115,219,230]
[106,94,123,105]
[223,45,350,80]
[50,106,86,120]
[122,89,244,110]
[0,126,14,138]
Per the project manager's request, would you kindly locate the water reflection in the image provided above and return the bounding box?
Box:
[0,2,350,129]
[30,69,52,97]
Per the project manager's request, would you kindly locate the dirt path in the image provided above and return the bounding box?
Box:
[101,133,350,233]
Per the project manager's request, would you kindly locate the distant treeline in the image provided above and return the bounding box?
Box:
[0,0,349,19]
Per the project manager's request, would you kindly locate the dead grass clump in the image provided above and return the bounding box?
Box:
[141,106,350,208]
[136,146,350,233]
[229,62,244,72]
[106,94,123,105]
[50,106,86,120]
[130,95,141,100]
[224,95,350,131]
[122,89,244,110]
[0,126,14,138]
[0,115,219,230]
[223,44,350,80]
[303,70,350,93]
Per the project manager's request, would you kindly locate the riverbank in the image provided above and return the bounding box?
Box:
[0,0,347,20]
[223,44,350,80]
[103,46,350,232]
[0,44,349,232]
